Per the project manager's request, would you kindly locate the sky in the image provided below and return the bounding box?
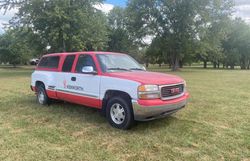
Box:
[233,0,250,23]
[1,0,250,34]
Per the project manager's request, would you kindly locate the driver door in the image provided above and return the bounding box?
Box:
[60,54,101,108]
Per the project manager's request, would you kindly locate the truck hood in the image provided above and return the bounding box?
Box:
[105,71,184,85]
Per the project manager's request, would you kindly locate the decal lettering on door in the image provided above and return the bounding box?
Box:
[63,80,84,91]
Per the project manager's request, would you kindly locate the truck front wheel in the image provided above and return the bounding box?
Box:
[106,96,134,129]
[37,84,50,105]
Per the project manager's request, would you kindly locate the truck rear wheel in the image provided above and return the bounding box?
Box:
[37,84,50,105]
[106,96,134,129]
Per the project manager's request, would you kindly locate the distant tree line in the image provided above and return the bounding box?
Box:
[0,0,250,70]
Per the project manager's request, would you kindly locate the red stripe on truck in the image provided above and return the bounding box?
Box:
[46,89,57,99]
[55,90,102,109]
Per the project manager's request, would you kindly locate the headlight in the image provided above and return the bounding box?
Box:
[138,85,160,99]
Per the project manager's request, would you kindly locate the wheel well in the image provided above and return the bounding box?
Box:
[35,81,45,88]
[101,90,132,116]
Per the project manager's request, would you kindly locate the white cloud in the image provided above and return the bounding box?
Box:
[233,1,250,24]
[94,3,114,14]
[0,19,8,34]
[0,19,7,24]
[234,0,250,6]
[0,8,18,34]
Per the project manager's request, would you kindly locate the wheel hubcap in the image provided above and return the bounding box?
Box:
[38,91,45,104]
[110,103,125,124]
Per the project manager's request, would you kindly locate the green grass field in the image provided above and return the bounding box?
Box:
[0,66,249,161]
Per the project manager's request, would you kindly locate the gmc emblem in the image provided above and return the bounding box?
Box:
[170,88,180,94]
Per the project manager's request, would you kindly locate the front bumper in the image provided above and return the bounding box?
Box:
[30,85,36,92]
[30,85,34,91]
[132,92,189,121]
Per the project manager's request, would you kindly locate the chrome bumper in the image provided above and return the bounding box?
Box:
[132,99,188,121]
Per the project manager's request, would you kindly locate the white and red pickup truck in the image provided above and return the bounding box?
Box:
[31,52,189,129]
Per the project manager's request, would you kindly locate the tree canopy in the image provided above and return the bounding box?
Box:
[0,0,250,70]
[2,0,108,52]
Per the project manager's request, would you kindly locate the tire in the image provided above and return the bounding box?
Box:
[106,96,134,129]
[37,84,50,105]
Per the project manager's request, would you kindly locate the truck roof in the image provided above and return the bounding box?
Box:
[42,51,125,57]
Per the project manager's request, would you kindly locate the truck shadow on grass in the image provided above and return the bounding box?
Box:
[22,97,180,132]
[55,101,181,130]
[17,97,214,146]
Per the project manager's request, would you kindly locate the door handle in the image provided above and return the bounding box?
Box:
[71,77,76,81]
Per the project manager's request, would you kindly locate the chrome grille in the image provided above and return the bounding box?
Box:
[160,84,184,100]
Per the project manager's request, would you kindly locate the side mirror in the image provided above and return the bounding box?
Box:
[81,66,97,74]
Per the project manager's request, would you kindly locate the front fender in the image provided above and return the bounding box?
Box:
[100,76,140,100]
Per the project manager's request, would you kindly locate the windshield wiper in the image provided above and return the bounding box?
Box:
[107,67,131,71]
[129,68,145,71]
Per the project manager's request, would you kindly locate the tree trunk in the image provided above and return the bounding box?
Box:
[158,63,161,67]
[230,65,234,69]
[179,60,183,68]
[213,62,217,69]
[241,64,246,69]
[59,27,66,52]
[203,61,207,68]
[169,60,172,69]
[171,56,179,71]
[241,59,246,69]
[217,63,220,69]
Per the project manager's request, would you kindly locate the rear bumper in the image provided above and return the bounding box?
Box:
[132,92,189,121]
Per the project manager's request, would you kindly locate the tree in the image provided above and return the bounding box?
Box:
[0,29,31,66]
[1,0,109,53]
[126,0,235,70]
[107,6,142,61]
[196,0,233,69]
[126,0,212,71]
[223,18,250,69]
[107,7,134,52]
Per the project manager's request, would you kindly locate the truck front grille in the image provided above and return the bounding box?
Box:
[160,84,184,100]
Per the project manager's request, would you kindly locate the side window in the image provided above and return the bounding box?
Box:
[48,56,60,68]
[62,55,75,72]
[38,57,49,67]
[38,56,60,69]
[75,55,96,73]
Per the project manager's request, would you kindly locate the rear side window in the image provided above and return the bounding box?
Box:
[62,55,75,72]
[38,57,49,67]
[38,56,60,69]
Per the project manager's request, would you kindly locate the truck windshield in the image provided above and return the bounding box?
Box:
[97,54,144,73]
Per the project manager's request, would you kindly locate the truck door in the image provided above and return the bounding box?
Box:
[57,54,101,108]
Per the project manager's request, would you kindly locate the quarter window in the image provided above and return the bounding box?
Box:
[62,55,75,72]
[38,56,60,69]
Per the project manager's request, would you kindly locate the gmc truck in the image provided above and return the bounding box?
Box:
[31,52,189,129]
